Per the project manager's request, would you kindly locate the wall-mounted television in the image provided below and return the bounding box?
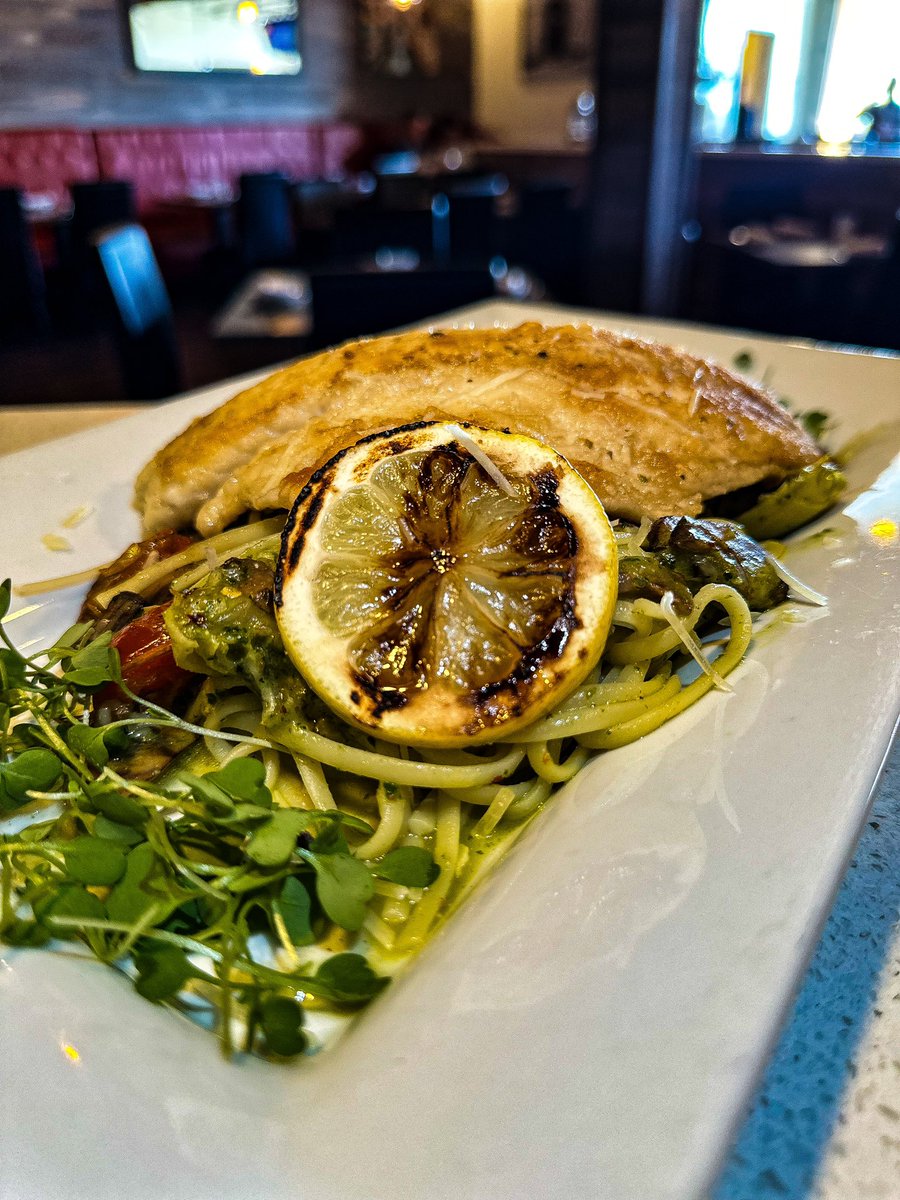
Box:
[123,0,302,76]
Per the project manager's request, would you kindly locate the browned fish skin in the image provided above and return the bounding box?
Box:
[135,323,821,535]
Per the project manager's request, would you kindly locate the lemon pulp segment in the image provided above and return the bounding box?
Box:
[276,422,618,747]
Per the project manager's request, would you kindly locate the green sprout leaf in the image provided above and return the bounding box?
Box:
[34,884,106,934]
[207,758,272,807]
[281,810,373,842]
[259,995,307,1057]
[133,942,195,1002]
[175,772,236,818]
[63,837,128,886]
[66,723,128,769]
[302,850,374,932]
[49,622,94,653]
[60,633,118,688]
[372,846,440,888]
[106,842,179,924]
[245,809,310,867]
[272,876,313,946]
[93,814,145,845]
[0,748,62,810]
[308,821,347,856]
[0,647,26,691]
[86,783,148,828]
[313,953,389,1003]
[163,899,209,937]
[1,917,53,948]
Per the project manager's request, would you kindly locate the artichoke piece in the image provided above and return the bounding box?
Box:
[646,516,788,612]
[737,459,846,541]
[617,555,694,616]
[90,591,146,638]
[107,723,196,782]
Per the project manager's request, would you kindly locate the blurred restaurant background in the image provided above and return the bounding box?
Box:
[1,0,899,405]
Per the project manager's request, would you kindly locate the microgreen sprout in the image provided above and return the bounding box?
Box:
[0,580,438,1061]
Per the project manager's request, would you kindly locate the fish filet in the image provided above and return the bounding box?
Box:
[135,323,821,535]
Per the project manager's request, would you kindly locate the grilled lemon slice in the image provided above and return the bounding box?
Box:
[275,422,617,747]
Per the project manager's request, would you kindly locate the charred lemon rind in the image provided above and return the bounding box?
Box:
[276,422,618,749]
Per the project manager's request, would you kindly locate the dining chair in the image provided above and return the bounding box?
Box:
[508,180,581,300]
[308,266,496,349]
[71,180,136,242]
[333,202,447,264]
[236,173,297,269]
[442,192,502,263]
[0,187,50,340]
[92,223,182,400]
[57,180,137,324]
[67,180,136,273]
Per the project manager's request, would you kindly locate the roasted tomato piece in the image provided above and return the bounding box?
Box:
[94,604,193,719]
[114,604,190,695]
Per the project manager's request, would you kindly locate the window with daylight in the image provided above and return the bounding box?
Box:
[696,0,813,143]
[696,0,900,147]
[817,0,900,142]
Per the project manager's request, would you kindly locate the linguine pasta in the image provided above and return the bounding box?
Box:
[166,550,753,957]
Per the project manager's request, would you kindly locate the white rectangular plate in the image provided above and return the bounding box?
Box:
[1,301,898,1200]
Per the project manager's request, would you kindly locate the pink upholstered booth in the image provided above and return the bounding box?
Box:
[0,121,364,272]
[0,129,99,208]
[93,125,325,212]
[319,123,362,180]
[0,123,362,214]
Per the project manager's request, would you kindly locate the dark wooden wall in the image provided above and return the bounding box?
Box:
[694,148,900,236]
[685,149,900,346]
[583,0,702,316]
[0,0,471,128]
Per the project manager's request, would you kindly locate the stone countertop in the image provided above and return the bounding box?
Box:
[1,403,898,1200]
[716,743,900,1199]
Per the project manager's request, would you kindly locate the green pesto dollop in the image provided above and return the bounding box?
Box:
[165,548,344,738]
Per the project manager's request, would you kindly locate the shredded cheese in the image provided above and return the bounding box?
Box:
[659,591,733,692]
[446,424,516,497]
[16,566,102,596]
[572,388,706,439]
[766,553,828,606]
[61,505,94,530]
[3,602,44,622]
[455,368,527,399]
[615,517,653,557]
